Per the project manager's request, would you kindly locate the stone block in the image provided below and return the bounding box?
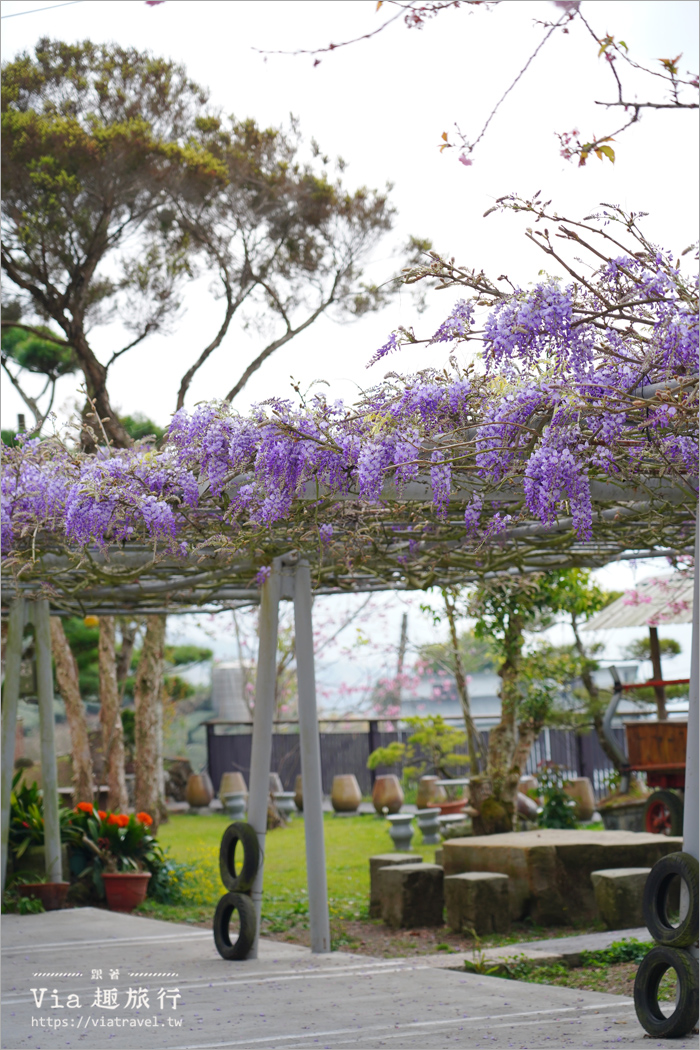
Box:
[434,848,443,867]
[369,853,422,918]
[445,872,510,936]
[379,863,444,929]
[443,830,682,926]
[591,867,651,929]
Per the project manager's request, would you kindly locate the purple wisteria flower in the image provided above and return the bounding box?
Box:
[255,565,272,587]
[429,300,474,344]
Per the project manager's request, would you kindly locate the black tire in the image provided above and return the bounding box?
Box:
[219,822,260,892]
[644,790,684,836]
[634,945,699,1038]
[643,852,699,948]
[213,892,257,961]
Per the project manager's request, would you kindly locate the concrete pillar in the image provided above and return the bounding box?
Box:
[31,600,62,882]
[682,516,698,862]
[247,562,281,958]
[1,599,25,895]
[293,561,330,953]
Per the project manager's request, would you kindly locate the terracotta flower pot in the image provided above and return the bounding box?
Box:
[294,774,304,812]
[372,774,404,814]
[416,776,448,809]
[20,882,70,911]
[102,872,151,913]
[185,772,214,808]
[563,777,596,821]
[331,774,362,813]
[218,771,248,800]
[427,798,466,815]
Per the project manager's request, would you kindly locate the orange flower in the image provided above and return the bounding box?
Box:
[76,802,94,813]
[107,813,129,827]
[97,810,107,820]
[136,812,153,826]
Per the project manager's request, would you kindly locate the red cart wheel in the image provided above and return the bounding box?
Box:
[644,791,684,836]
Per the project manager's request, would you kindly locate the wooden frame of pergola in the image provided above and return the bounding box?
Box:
[1,477,697,962]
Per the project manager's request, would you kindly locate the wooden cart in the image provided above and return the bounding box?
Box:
[620,678,689,836]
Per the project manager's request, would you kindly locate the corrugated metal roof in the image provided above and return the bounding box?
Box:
[583,573,694,630]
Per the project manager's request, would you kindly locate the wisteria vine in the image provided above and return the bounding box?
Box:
[2,201,697,597]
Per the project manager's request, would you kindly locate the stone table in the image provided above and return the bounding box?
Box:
[443,829,682,925]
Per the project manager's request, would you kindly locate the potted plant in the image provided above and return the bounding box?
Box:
[11,873,70,911]
[64,804,159,912]
[7,771,70,884]
[368,715,470,811]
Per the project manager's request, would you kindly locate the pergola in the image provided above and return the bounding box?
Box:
[2,464,697,960]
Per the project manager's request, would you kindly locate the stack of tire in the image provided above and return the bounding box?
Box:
[213,822,260,960]
[634,851,699,1037]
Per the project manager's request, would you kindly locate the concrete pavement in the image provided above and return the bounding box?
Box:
[2,909,695,1049]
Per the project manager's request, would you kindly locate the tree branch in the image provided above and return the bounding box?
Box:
[0,321,72,348]
[224,275,341,403]
[1,356,43,425]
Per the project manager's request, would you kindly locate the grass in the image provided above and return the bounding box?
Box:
[141,811,436,938]
[140,813,609,954]
[466,938,677,1001]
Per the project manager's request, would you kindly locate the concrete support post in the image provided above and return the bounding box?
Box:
[247,562,281,958]
[293,561,331,954]
[1,599,25,895]
[32,600,62,882]
[682,516,698,863]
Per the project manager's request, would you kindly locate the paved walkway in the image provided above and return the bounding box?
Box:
[2,910,694,1049]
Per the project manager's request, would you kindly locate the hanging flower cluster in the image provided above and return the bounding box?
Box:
[1,203,697,582]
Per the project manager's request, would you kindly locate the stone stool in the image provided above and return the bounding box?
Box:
[369,853,423,918]
[445,872,510,936]
[379,863,444,928]
[591,867,651,929]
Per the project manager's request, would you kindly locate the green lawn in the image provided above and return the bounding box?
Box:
[142,811,435,935]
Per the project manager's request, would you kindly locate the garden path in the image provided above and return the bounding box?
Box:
[1,909,694,1049]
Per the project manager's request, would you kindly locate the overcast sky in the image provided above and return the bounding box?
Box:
[2,0,697,687]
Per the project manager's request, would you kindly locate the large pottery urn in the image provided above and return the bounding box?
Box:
[185,772,214,808]
[331,774,362,813]
[294,774,304,812]
[563,777,596,822]
[103,871,151,913]
[218,771,247,801]
[269,772,284,795]
[372,775,404,814]
[416,776,447,809]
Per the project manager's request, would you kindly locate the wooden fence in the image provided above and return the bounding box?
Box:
[206,717,630,802]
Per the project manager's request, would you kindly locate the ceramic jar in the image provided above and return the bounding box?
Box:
[331,774,362,812]
[416,776,448,809]
[564,776,596,821]
[372,774,404,814]
[185,772,214,808]
[218,771,248,800]
[269,772,284,795]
